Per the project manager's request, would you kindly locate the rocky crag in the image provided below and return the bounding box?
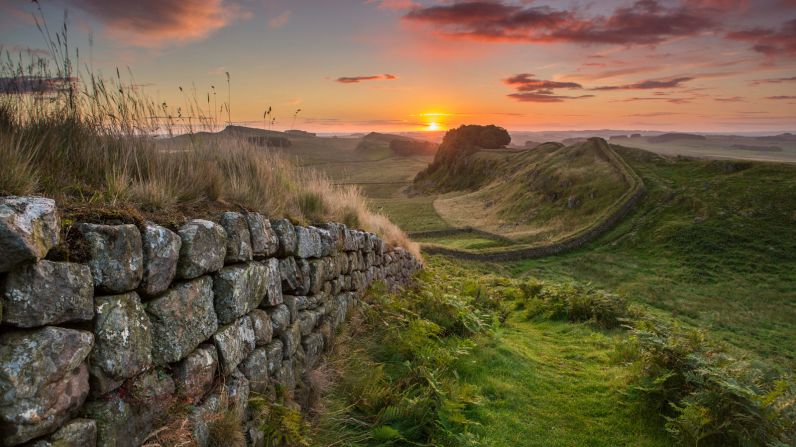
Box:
[0,196,421,447]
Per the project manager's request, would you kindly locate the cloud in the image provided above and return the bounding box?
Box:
[508,92,594,102]
[618,96,694,104]
[593,76,693,90]
[714,96,745,102]
[502,73,591,102]
[365,0,419,10]
[766,95,796,100]
[335,74,398,84]
[268,10,291,29]
[0,76,77,94]
[750,75,796,85]
[404,0,715,46]
[68,0,250,47]
[726,18,796,56]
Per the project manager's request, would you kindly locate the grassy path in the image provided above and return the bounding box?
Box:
[454,316,672,447]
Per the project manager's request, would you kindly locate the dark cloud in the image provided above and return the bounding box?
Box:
[726,18,796,56]
[593,76,693,90]
[335,74,398,84]
[0,76,77,94]
[502,73,590,102]
[750,75,796,85]
[67,0,248,47]
[508,92,594,102]
[404,0,715,46]
[766,95,796,99]
[714,96,745,102]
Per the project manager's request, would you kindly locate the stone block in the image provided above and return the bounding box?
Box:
[76,223,143,293]
[262,257,283,306]
[29,418,96,447]
[220,212,253,263]
[0,327,93,445]
[246,213,279,257]
[212,316,255,375]
[249,309,273,346]
[0,196,59,273]
[271,219,297,257]
[138,222,181,297]
[213,262,268,325]
[1,260,93,327]
[268,304,291,335]
[239,348,269,394]
[176,220,227,279]
[294,226,321,258]
[146,276,218,365]
[90,292,152,395]
[173,344,217,404]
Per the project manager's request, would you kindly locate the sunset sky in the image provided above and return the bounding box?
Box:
[1,0,795,133]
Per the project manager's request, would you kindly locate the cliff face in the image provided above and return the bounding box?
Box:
[0,196,421,447]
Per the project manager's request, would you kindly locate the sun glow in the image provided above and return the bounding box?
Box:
[426,121,441,131]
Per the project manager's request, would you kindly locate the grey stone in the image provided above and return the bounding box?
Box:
[213,262,268,325]
[246,213,278,257]
[249,309,273,346]
[302,333,325,369]
[76,223,143,293]
[271,219,297,257]
[273,360,295,393]
[220,212,253,263]
[173,344,218,404]
[308,259,325,295]
[282,295,301,323]
[278,257,302,293]
[146,276,218,365]
[239,348,269,394]
[82,369,174,447]
[223,369,250,421]
[2,260,93,327]
[294,259,311,295]
[0,327,93,445]
[138,222,181,297]
[317,227,334,257]
[294,226,321,259]
[0,196,59,273]
[212,316,255,375]
[262,257,283,306]
[342,227,358,252]
[90,292,152,395]
[29,418,97,447]
[269,304,291,335]
[298,310,319,336]
[280,322,301,359]
[264,340,283,376]
[176,219,227,279]
[317,222,345,252]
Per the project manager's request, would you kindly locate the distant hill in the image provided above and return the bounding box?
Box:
[413,126,631,243]
[647,133,707,143]
[356,132,438,157]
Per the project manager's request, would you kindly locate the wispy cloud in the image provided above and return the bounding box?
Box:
[335,74,398,84]
[68,0,250,47]
[503,73,592,102]
[268,10,291,29]
[593,76,693,91]
[726,18,796,57]
[750,75,796,85]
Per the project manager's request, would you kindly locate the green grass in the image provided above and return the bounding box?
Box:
[507,147,796,368]
[371,195,450,232]
[455,317,671,447]
[413,232,511,250]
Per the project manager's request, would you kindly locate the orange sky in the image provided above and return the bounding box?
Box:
[2,0,795,133]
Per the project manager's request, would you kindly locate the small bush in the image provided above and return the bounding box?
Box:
[523,281,630,329]
[627,319,796,446]
[206,408,246,447]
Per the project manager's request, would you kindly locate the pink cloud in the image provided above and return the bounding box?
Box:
[335,74,398,84]
[69,0,250,47]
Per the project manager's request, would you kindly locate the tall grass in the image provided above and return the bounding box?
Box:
[0,9,417,254]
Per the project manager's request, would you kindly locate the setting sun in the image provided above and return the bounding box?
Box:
[426,121,441,131]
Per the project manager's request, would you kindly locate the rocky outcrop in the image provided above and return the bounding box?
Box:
[0,197,421,446]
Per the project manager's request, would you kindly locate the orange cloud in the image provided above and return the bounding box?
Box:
[70,0,250,47]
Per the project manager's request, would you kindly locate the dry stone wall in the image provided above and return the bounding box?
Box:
[0,197,421,447]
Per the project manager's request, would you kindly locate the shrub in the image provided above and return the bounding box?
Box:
[627,319,796,446]
[523,281,630,329]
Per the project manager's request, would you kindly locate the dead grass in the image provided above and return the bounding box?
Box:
[0,19,417,253]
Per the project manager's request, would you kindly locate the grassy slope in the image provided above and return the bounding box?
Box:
[456,317,671,447]
[508,146,796,368]
[431,140,629,243]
